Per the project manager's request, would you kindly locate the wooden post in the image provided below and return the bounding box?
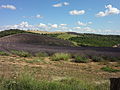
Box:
[110,78,120,90]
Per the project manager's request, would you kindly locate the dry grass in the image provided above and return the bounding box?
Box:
[28,30,65,34]
[0,55,120,89]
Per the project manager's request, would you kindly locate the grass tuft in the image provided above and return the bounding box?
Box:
[0,51,9,56]
[11,50,31,57]
[101,66,120,73]
[35,52,49,57]
[91,56,104,62]
[51,53,71,61]
[74,56,90,63]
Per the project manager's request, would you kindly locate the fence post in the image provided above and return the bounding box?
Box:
[110,78,120,90]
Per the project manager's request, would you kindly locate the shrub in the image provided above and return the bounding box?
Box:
[0,51,9,56]
[35,52,49,57]
[51,53,71,61]
[11,50,31,57]
[74,56,90,63]
[91,56,104,62]
[101,66,120,73]
[103,56,120,62]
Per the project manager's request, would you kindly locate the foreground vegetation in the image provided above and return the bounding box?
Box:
[0,72,110,90]
[0,50,120,90]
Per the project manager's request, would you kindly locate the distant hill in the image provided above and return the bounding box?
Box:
[1,29,120,47]
[0,30,120,58]
[28,30,65,34]
[44,32,120,47]
[0,29,30,38]
[0,33,73,47]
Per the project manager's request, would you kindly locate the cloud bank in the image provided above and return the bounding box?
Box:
[96,5,120,17]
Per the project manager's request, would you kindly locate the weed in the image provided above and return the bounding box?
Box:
[35,52,49,57]
[91,56,104,62]
[51,53,71,61]
[11,50,31,57]
[74,56,90,63]
[0,51,9,56]
[101,66,120,73]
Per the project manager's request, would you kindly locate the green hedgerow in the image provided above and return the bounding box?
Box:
[11,50,31,57]
[74,56,90,63]
[51,53,71,61]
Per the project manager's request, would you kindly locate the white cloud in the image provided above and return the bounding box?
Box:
[50,24,58,28]
[19,22,29,27]
[72,26,95,32]
[83,27,94,32]
[38,23,47,28]
[0,22,94,34]
[88,22,92,24]
[77,21,92,26]
[60,24,67,26]
[69,10,85,15]
[77,21,87,26]
[53,3,62,7]
[0,22,34,30]
[63,2,69,6]
[36,14,43,18]
[23,14,43,19]
[96,4,120,17]
[73,27,81,30]
[0,4,16,10]
[96,12,107,17]
[52,2,69,7]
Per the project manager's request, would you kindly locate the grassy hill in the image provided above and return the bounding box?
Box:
[0,30,74,47]
[0,29,30,37]
[0,29,120,47]
[28,30,65,34]
[44,32,120,47]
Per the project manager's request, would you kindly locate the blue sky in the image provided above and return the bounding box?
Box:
[0,0,120,35]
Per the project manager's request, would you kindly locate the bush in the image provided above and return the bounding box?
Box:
[11,50,31,57]
[0,51,9,56]
[51,53,71,61]
[101,66,120,73]
[103,56,120,62]
[91,56,104,62]
[35,52,49,57]
[74,56,90,63]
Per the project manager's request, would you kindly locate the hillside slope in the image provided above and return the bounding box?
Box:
[44,32,120,47]
[0,33,73,46]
